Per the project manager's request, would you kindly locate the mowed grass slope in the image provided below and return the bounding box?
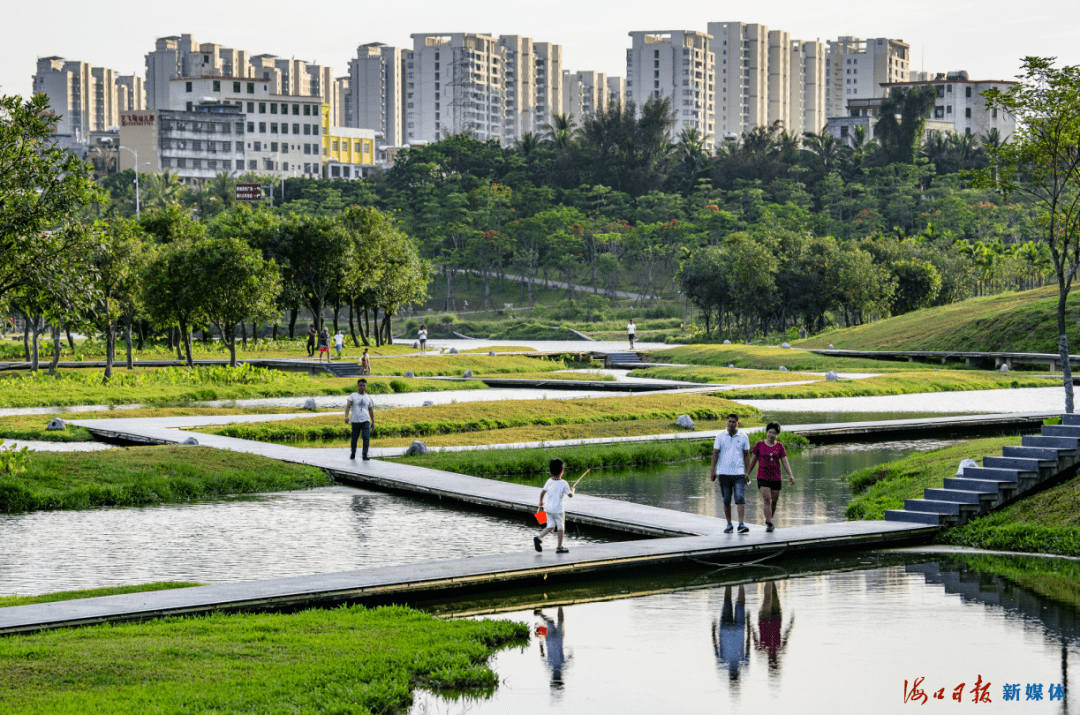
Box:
[368,354,565,377]
[646,344,948,372]
[195,394,761,443]
[721,370,1059,399]
[798,285,1080,353]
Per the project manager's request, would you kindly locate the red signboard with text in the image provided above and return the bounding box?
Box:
[235,184,263,202]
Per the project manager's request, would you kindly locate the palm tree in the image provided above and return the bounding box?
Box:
[802,127,848,173]
[675,127,709,179]
[142,170,185,211]
[542,113,577,152]
[515,132,541,159]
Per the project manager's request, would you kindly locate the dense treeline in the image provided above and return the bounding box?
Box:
[94,93,1052,338]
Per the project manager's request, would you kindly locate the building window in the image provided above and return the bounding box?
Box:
[233,82,241,93]
[270,142,278,151]
[293,104,300,115]
[258,122,266,133]
[280,123,288,135]
[270,103,277,114]
[246,83,255,94]
[192,159,201,169]
[304,144,311,155]
[249,160,257,170]
[304,125,311,135]
[259,103,266,113]
[303,105,311,116]
[254,141,261,151]
[946,105,952,114]
[966,107,972,118]
[293,123,300,134]
[186,101,193,112]
[247,102,254,113]
[247,122,254,133]
[176,158,186,168]
[992,108,998,118]
[282,145,288,154]
[270,123,278,133]
[311,125,318,135]
[161,158,170,168]
[213,80,220,92]
[222,160,231,170]
[192,141,202,151]
[966,86,972,98]
[186,81,192,92]
[235,141,243,151]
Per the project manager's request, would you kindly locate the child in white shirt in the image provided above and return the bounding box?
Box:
[534,458,574,554]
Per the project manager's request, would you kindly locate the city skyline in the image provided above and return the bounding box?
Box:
[4,0,1078,108]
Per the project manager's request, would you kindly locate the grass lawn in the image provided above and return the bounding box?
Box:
[645,344,952,372]
[368,354,565,377]
[472,371,615,381]
[843,436,1021,520]
[194,394,761,443]
[798,285,1080,354]
[721,371,1060,399]
[0,582,202,608]
[0,406,343,443]
[0,604,527,714]
[629,365,825,385]
[942,552,1080,607]
[0,366,485,408]
[0,446,332,514]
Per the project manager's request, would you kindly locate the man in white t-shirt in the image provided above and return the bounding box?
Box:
[627,319,636,349]
[534,458,574,554]
[710,413,751,533]
[344,379,376,460]
[333,330,345,359]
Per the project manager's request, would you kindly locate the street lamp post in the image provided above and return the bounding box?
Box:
[118,145,145,218]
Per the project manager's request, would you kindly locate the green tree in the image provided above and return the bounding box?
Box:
[874,86,937,165]
[90,217,149,380]
[974,57,1080,410]
[0,94,101,309]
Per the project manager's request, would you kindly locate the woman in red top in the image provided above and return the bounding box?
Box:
[748,422,795,533]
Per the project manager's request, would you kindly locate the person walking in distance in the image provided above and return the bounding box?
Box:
[360,348,370,376]
[627,319,636,350]
[710,413,752,533]
[333,329,345,360]
[344,379,375,460]
[418,324,428,355]
[317,327,331,364]
[534,459,574,554]
[747,422,795,533]
[306,324,317,357]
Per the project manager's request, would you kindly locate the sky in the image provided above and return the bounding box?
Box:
[4,0,1079,98]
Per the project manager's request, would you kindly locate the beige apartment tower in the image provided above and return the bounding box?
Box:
[348,43,407,146]
[626,30,715,149]
[826,36,910,117]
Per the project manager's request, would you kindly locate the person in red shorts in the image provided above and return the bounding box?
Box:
[747,422,795,533]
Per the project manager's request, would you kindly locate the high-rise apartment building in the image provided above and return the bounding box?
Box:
[708,22,767,138]
[789,40,826,136]
[348,43,407,146]
[499,35,563,139]
[825,36,910,117]
[116,75,146,112]
[33,57,142,136]
[562,70,609,121]
[626,31,715,148]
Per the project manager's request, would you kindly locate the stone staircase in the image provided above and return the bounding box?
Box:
[606,352,643,368]
[883,414,1080,526]
[324,362,367,378]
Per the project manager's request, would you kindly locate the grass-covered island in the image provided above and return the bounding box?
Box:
[0,591,527,714]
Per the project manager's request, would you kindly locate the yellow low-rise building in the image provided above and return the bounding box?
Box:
[320,103,377,179]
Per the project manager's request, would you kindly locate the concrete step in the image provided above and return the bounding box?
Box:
[924,488,983,504]
[1061,414,1080,426]
[905,499,961,515]
[1022,435,1080,451]
[1043,425,1080,438]
[942,477,1006,495]
[962,467,1021,483]
[983,456,1043,472]
[1002,446,1064,462]
[884,510,944,525]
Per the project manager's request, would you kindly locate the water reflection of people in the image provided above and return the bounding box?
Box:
[713,585,750,684]
[751,582,794,673]
[536,607,569,690]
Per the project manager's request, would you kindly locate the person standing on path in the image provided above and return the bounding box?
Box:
[333,330,345,360]
[306,324,317,357]
[317,328,331,364]
[360,348,370,375]
[710,413,751,533]
[344,378,375,460]
[627,319,636,350]
[418,325,428,355]
[534,459,574,554]
[747,422,795,533]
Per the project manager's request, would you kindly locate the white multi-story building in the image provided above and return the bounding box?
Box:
[562,70,608,121]
[348,42,407,146]
[790,40,827,136]
[883,71,1017,139]
[826,36,910,118]
[144,34,336,125]
[626,30,715,148]
[116,75,146,112]
[607,76,627,111]
[118,103,247,184]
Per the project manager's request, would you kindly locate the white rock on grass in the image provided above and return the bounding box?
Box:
[675,414,695,430]
[828,344,835,350]
[304,397,318,410]
[956,458,979,476]
[825,370,839,381]
[404,371,415,378]
[463,369,474,378]
[1000,364,1010,373]
[47,418,66,430]
[723,340,731,345]
[182,437,199,445]
[448,347,459,354]
[489,350,496,356]
[405,441,429,456]
[728,364,735,369]
[422,400,435,407]
[781,342,791,349]
[778,366,788,372]
[412,341,419,349]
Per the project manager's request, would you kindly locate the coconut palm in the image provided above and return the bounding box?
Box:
[542,113,577,152]
[142,170,185,211]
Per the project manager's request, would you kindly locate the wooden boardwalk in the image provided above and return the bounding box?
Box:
[0,412,955,633]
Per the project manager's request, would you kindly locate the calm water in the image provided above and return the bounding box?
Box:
[0,442,947,595]
[0,486,618,596]
[411,553,1079,715]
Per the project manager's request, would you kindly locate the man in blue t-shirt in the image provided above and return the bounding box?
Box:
[710,413,751,533]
